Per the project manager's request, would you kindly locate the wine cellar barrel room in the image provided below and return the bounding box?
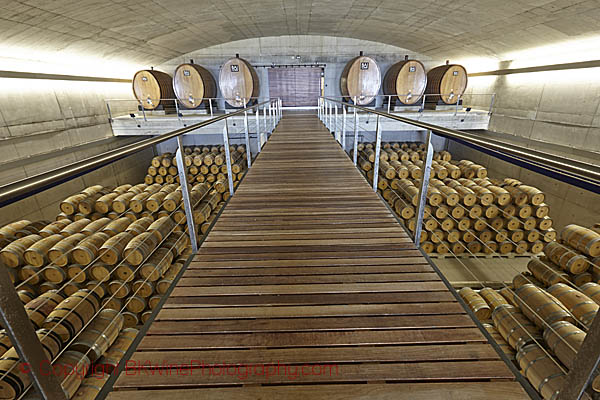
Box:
[1,1,600,399]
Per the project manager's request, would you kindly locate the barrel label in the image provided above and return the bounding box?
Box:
[453,71,459,76]
[183,70,190,76]
[409,66,416,72]
[231,65,240,72]
[141,76,148,81]
[360,62,369,70]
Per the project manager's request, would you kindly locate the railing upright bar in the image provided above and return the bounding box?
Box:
[175,137,198,253]
[223,119,235,195]
[243,100,252,168]
[209,98,213,117]
[353,98,358,165]
[335,104,339,140]
[263,106,267,135]
[372,114,382,192]
[342,106,347,150]
[255,107,262,153]
[387,95,391,113]
[413,130,434,245]
[140,101,147,122]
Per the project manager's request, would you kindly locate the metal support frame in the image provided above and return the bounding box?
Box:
[372,114,382,192]
[175,137,199,253]
[353,98,359,165]
[0,264,68,400]
[557,312,600,399]
[342,106,347,150]
[223,119,235,195]
[243,100,252,168]
[413,130,434,244]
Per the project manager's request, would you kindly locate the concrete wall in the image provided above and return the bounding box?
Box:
[0,78,153,226]
[456,69,600,231]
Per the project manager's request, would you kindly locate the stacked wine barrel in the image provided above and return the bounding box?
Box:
[457,223,600,399]
[354,141,555,256]
[0,296,139,399]
[144,145,247,185]
[0,157,236,399]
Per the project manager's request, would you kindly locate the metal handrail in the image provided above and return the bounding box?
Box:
[0,100,278,208]
[321,96,600,193]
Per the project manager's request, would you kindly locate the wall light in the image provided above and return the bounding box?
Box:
[0,44,142,80]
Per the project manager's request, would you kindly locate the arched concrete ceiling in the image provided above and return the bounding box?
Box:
[2,0,600,71]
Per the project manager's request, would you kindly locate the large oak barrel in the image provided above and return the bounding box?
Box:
[43,289,101,342]
[132,70,176,110]
[173,63,217,109]
[383,59,426,105]
[516,343,567,400]
[543,320,585,369]
[515,284,575,328]
[340,55,381,106]
[425,62,468,104]
[97,328,139,373]
[71,309,124,362]
[491,304,541,351]
[219,56,259,107]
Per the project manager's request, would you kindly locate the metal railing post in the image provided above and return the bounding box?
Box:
[318,98,322,120]
[413,130,434,245]
[106,102,113,123]
[140,101,147,122]
[328,102,332,131]
[208,98,213,117]
[175,137,199,253]
[263,106,267,135]
[255,107,262,153]
[175,99,183,125]
[0,266,68,400]
[269,103,273,131]
[223,119,235,195]
[455,95,461,116]
[353,98,359,165]
[243,100,251,168]
[342,106,347,150]
[334,104,339,139]
[387,95,391,113]
[489,93,496,116]
[372,114,382,192]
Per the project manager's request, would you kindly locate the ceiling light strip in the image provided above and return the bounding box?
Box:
[469,59,600,77]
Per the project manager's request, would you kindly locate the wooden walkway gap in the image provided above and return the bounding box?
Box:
[108,114,529,399]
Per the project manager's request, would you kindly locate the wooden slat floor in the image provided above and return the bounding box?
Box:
[108,114,528,399]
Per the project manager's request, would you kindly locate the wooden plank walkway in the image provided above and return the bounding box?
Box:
[108,114,528,399]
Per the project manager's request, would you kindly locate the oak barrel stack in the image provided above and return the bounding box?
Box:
[132,70,176,111]
[425,61,468,105]
[340,53,381,106]
[383,57,427,105]
[219,55,259,107]
[173,62,217,109]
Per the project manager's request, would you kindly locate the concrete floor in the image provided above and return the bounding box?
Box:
[433,256,529,288]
